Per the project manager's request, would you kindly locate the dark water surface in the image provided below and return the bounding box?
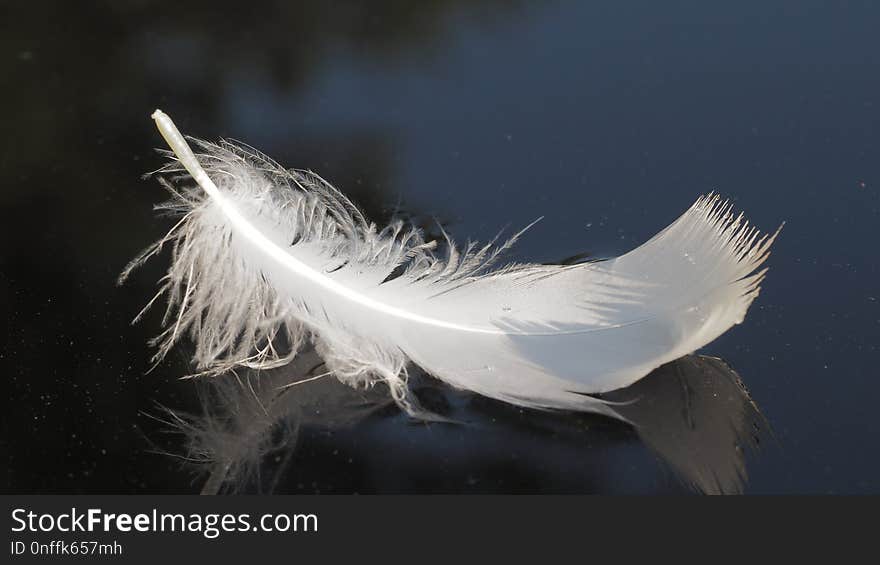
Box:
[2,1,878,493]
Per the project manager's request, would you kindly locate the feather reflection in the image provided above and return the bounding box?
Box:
[158,351,767,495]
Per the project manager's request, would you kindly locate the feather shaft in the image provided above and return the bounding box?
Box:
[151,110,505,336]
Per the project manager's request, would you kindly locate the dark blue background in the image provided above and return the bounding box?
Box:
[2,1,877,493]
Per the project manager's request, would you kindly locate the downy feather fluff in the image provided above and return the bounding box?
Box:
[124,110,780,419]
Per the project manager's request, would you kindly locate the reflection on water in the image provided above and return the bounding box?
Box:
[608,356,766,494]
[160,352,766,495]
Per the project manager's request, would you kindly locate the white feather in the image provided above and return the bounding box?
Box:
[124,110,780,419]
